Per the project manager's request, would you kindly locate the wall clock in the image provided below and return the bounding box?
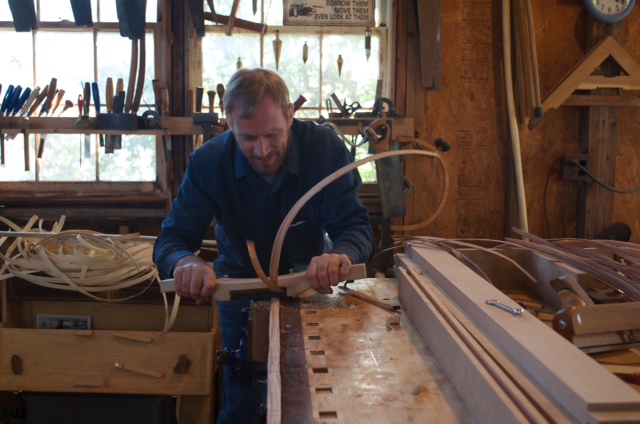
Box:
[584,0,636,23]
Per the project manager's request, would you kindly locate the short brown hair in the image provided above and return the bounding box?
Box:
[223,68,291,126]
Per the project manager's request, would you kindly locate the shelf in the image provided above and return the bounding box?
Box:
[0,116,223,136]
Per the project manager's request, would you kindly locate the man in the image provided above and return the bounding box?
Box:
[153,68,373,423]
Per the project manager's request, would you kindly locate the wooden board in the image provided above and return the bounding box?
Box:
[404,244,640,422]
[271,278,471,423]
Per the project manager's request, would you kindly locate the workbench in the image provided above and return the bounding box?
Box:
[269,277,471,423]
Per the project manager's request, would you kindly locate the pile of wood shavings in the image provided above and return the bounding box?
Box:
[0,216,158,302]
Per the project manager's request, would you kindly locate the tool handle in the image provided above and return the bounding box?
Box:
[160,87,170,117]
[106,78,114,113]
[195,86,204,113]
[27,84,49,117]
[91,82,101,114]
[11,87,31,116]
[83,82,91,117]
[125,39,138,113]
[1,85,14,114]
[77,95,84,117]
[113,91,125,114]
[5,86,22,116]
[216,83,225,113]
[19,86,40,116]
[50,89,65,116]
[207,90,216,114]
[131,36,145,114]
[44,78,57,115]
[116,78,124,94]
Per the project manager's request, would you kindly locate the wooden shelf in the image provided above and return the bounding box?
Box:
[0,116,223,136]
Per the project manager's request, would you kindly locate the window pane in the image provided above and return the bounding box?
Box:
[99,134,156,181]
[98,0,157,23]
[35,31,94,98]
[39,134,97,181]
[0,32,34,88]
[0,135,35,181]
[322,34,379,110]
[39,0,81,22]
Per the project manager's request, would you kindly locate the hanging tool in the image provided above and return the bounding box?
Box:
[293,95,307,113]
[1,85,15,115]
[10,87,31,116]
[37,81,60,158]
[91,82,104,147]
[207,90,216,114]
[26,84,49,117]
[17,86,39,116]
[104,77,114,151]
[159,86,171,160]
[125,39,138,114]
[38,89,65,159]
[273,30,282,70]
[130,36,145,115]
[193,86,218,143]
[216,83,225,116]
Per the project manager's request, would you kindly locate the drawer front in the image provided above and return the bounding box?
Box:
[0,329,213,395]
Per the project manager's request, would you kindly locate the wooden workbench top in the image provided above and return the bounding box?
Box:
[272,277,471,423]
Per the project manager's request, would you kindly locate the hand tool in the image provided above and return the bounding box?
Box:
[43,78,57,116]
[207,90,216,114]
[10,86,31,116]
[58,100,73,117]
[330,93,349,117]
[38,89,65,158]
[485,299,525,315]
[4,85,22,116]
[91,82,104,147]
[553,302,640,348]
[192,86,217,146]
[104,77,114,151]
[216,83,225,115]
[49,89,65,116]
[131,36,145,114]
[26,84,49,117]
[159,263,367,301]
[83,82,92,157]
[160,86,171,160]
[339,279,401,312]
[110,90,126,151]
[125,39,138,113]
[1,85,15,115]
[17,86,39,116]
[293,94,307,112]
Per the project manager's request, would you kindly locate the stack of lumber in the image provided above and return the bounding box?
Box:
[395,242,640,423]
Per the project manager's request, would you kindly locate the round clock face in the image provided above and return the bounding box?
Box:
[585,0,636,23]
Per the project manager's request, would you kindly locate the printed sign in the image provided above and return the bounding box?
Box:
[284,0,375,26]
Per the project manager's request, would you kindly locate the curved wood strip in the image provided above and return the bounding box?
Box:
[268,149,438,287]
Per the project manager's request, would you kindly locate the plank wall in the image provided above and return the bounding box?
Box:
[397,0,640,243]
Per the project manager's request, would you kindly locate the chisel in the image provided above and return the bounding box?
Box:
[18,86,40,116]
[1,85,14,115]
[26,84,49,117]
[91,82,104,147]
[83,82,92,158]
[38,89,66,159]
[11,87,31,116]
[4,85,22,116]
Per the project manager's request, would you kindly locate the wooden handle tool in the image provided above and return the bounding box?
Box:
[159,263,367,301]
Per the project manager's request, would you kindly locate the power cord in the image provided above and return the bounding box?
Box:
[568,159,640,194]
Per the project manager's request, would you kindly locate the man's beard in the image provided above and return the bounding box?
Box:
[245,136,290,177]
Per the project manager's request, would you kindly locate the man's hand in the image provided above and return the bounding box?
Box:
[306,253,352,295]
[172,255,218,302]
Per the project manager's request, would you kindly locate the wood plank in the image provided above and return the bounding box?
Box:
[405,245,640,421]
[416,0,443,89]
[395,255,568,423]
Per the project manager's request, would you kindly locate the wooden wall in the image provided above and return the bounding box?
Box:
[397,0,640,244]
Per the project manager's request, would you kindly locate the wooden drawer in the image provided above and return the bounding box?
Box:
[0,328,213,395]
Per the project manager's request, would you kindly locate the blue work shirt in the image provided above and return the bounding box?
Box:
[153,118,373,279]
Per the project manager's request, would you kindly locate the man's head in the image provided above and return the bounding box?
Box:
[224,69,294,177]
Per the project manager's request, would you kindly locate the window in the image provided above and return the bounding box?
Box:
[0,0,157,183]
[201,0,386,182]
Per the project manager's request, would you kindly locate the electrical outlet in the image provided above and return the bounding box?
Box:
[562,154,590,182]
